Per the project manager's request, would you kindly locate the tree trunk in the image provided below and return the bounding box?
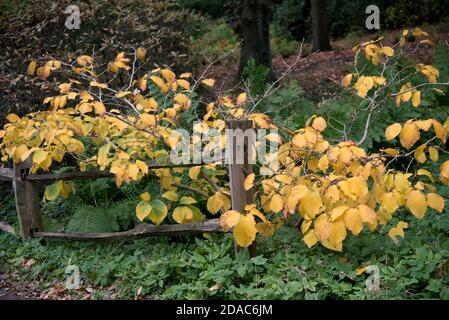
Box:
[311,0,332,52]
[237,0,275,82]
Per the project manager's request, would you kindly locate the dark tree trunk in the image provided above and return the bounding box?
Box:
[237,0,275,82]
[311,0,332,52]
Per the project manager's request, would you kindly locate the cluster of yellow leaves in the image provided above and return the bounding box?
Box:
[395,83,422,107]
[207,191,231,214]
[27,59,62,80]
[345,29,439,105]
[352,37,394,65]
[4,53,227,229]
[220,204,281,247]
[135,192,168,224]
[351,75,386,97]
[399,28,431,48]
[0,110,85,172]
[8,53,201,181]
[384,118,448,151]
[204,93,275,129]
[150,68,191,94]
[416,64,439,84]
[234,116,446,250]
[9,45,448,253]
[108,52,131,72]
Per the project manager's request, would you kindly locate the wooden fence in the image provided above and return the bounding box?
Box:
[0,120,256,253]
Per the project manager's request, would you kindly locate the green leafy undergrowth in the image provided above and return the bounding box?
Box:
[1,204,449,299]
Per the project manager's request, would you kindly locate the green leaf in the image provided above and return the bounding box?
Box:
[44,183,59,201]
[179,196,197,205]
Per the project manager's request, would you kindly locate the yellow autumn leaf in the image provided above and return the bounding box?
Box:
[201,79,215,87]
[79,91,94,101]
[342,74,353,87]
[327,220,346,250]
[381,46,394,57]
[162,191,179,202]
[329,205,349,222]
[36,66,50,80]
[136,47,147,61]
[312,116,327,132]
[358,204,377,224]
[303,229,319,248]
[270,194,284,213]
[236,92,247,105]
[244,173,255,191]
[426,193,444,213]
[172,206,193,224]
[432,120,447,144]
[256,221,276,238]
[314,215,332,241]
[301,190,322,219]
[400,123,420,149]
[318,155,329,172]
[441,160,449,184]
[428,146,439,162]
[292,133,307,148]
[150,76,169,94]
[188,166,202,180]
[385,123,402,141]
[32,149,48,164]
[265,133,282,144]
[406,189,427,219]
[136,201,152,222]
[412,90,421,107]
[140,192,151,202]
[27,60,37,76]
[140,113,156,126]
[413,144,427,164]
[161,69,176,83]
[415,119,433,131]
[233,214,257,247]
[78,102,92,114]
[412,27,429,37]
[6,113,20,123]
[220,210,241,232]
[90,81,108,89]
[180,196,197,205]
[286,185,308,214]
[177,79,190,90]
[207,192,224,214]
[115,91,132,98]
[76,55,93,66]
[93,102,106,116]
[344,207,363,235]
[356,266,367,276]
[417,169,435,182]
[383,148,400,156]
[388,221,408,242]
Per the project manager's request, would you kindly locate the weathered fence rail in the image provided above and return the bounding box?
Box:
[0,120,256,254]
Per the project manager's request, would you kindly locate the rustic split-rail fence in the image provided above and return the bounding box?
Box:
[0,120,257,255]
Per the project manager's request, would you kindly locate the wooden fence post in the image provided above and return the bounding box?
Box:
[226,119,256,257]
[12,158,42,239]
